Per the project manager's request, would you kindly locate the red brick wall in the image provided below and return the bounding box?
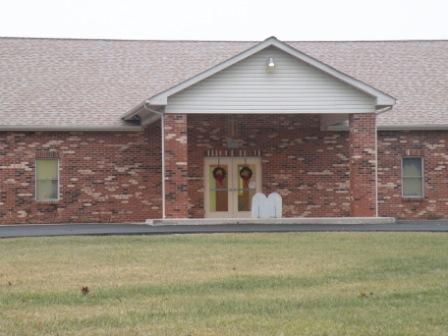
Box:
[378,130,448,219]
[349,114,377,217]
[188,114,352,218]
[4,117,447,224]
[0,124,162,224]
[163,114,189,218]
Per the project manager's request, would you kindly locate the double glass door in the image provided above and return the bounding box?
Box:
[204,157,261,218]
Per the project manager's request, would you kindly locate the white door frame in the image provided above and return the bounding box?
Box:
[204,157,262,218]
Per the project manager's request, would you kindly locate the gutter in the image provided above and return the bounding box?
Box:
[0,125,143,132]
[376,105,393,115]
[378,124,448,131]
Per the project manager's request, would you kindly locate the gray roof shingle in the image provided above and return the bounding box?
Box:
[1,37,448,129]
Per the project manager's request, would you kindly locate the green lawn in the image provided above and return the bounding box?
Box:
[1,233,448,335]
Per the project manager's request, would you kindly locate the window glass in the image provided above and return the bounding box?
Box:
[36,159,59,201]
[208,164,228,212]
[402,158,423,197]
[237,164,256,212]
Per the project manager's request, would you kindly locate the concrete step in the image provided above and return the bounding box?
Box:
[147,217,396,226]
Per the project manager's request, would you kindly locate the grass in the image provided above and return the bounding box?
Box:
[0,233,448,335]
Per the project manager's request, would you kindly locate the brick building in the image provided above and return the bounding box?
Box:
[1,36,447,224]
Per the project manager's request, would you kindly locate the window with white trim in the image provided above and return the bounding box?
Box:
[402,157,423,198]
[35,159,59,201]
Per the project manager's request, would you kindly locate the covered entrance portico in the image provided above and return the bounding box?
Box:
[124,37,395,220]
[161,113,380,219]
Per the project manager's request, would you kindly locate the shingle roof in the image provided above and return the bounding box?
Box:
[1,37,448,130]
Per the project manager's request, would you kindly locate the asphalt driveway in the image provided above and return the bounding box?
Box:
[1,221,448,238]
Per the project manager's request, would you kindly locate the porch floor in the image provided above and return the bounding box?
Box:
[146,217,396,226]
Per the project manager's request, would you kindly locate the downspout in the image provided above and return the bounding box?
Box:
[375,119,379,217]
[143,103,166,219]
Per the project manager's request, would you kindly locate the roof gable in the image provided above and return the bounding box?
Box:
[166,46,377,114]
[124,36,395,120]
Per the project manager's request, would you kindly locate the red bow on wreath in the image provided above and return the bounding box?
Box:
[213,166,227,186]
[239,166,253,188]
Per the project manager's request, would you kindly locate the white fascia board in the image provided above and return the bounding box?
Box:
[144,36,396,108]
[378,124,448,131]
[271,40,396,106]
[0,125,143,132]
[146,39,278,106]
[158,110,375,114]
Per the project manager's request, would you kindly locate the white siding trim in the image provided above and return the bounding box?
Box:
[166,47,377,114]
[379,124,448,131]
[0,126,142,132]
[142,36,395,108]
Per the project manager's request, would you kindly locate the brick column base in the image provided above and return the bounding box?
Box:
[349,113,377,217]
[164,114,189,218]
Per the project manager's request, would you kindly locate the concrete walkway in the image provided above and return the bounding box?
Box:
[1,221,448,238]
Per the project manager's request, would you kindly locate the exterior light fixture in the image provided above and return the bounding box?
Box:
[266,57,275,71]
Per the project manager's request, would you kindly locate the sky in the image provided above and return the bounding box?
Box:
[0,0,447,41]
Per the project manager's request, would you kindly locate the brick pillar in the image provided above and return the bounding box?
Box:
[349,113,377,217]
[164,114,189,218]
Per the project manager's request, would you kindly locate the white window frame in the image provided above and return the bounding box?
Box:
[401,157,424,199]
[35,159,60,202]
